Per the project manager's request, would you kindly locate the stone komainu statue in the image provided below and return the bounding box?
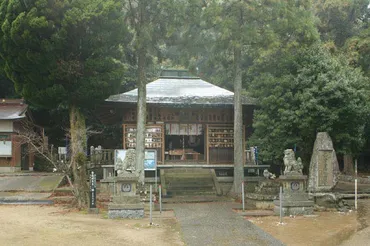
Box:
[283,149,303,175]
[116,149,137,176]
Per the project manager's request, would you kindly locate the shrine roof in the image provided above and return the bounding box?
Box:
[0,99,28,120]
[106,77,255,106]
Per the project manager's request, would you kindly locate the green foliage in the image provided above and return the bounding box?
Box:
[0,58,16,98]
[33,155,53,172]
[0,0,127,109]
[313,0,370,48]
[249,44,370,164]
[167,0,320,90]
[344,26,370,77]
[0,75,16,98]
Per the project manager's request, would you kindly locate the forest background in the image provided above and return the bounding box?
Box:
[0,0,369,190]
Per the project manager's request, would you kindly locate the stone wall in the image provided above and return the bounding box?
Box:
[339,175,370,184]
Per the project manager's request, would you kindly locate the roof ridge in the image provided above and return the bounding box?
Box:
[0,98,25,105]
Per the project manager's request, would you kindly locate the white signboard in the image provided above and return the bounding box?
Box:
[114,149,127,170]
[58,147,67,155]
[144,149,157,170]
[114,149,157,171]
[166,123,203,135]
[0,141,12,157]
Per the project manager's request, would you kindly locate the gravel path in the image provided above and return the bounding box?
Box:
[172,202,284,246]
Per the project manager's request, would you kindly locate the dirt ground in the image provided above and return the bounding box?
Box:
[0,205,184,246]
[340,199,370,246]
[2,201,370,246]
[248,199,370,246]
[248,211,358,246]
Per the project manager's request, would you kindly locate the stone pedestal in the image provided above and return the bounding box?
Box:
[100,177,115,194]
[246,180,280,209]
[108,174,144,219]
[274,175,314,216]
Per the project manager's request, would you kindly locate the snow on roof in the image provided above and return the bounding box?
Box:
[107,78,254,106]
[0,99,28,120]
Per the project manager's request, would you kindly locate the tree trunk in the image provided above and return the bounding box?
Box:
[343,154,354,175]
[135,0,147,185]
[69,105,89,208]
[232,45,244,195]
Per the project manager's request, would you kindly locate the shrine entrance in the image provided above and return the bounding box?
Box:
[165,123,205,162]
[122,104,245,165]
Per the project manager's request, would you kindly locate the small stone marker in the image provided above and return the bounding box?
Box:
[308,132,340,192]
[88,171,99,214]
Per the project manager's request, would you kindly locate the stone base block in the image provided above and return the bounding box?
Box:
[108,203,144,210]
[0,166,21,173]
[273,198,314,216]
[112,195,141,204]
[100,178,115,194]
[274,205,314,216]
[246,193,276,210]
[273,199,314,207]
[108,209,144,219]
[255,201,274,210]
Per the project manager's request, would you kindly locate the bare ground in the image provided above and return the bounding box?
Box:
[248,211,358,246]
[340,199,370,246]
[248,199,370,246]
[0,205,184,246]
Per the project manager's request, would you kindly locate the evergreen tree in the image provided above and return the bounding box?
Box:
[125,0,183,185]
[187,0,319,193]
[0,0,127,207]
[249,45,369,167]
[313,0,370,48]
[0,59,15,98]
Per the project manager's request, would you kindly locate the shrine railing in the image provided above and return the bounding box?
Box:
[88,149,114,168]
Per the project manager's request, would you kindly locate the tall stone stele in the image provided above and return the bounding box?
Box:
[308,132,340,193]
[108,149,144,219]
[274,149,314,216]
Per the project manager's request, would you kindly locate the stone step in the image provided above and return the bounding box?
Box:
[53,187,74,196]
[167,184,214,190]
[166,182,214,187]
[163,168,216,197]
[161,195,228,203]
[234,210,275,217]
[167,183,211,187]
[164,168,211,174]
[166,190,215,195]
[166,190,216,196]
[166,179,212,183]
[165,175,212,179]
[51,196,75,204]
[165,175,213,179]
[167,181,213,185]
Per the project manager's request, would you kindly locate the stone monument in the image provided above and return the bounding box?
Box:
[108,149,144,219]
[308,132,340,193]
[274,149,314,216]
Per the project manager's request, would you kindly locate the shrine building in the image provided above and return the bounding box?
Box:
[102,69,255,166]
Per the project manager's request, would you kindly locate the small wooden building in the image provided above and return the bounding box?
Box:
[0,99,34,172]
[103,69,255,165]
